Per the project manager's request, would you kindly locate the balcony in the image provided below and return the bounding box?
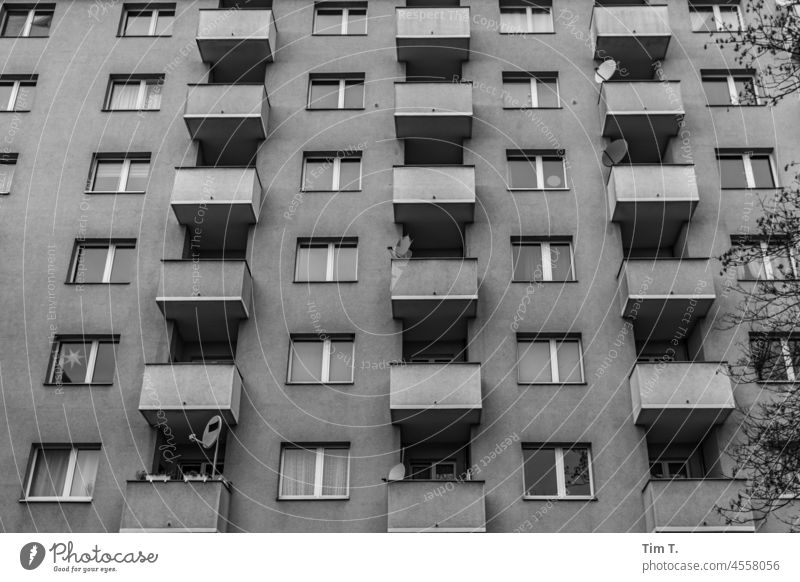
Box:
[139,363,243,433]
[591,5,671,79]
[618,259,715,340]
[391,258,478,325]
[608,165,698,249]
[171,167,262,249]
[394,82,472,141]
[600,81,684,163]
[643,479,754,532]
[119,479,231,532]
[396,7,470,64]
[387,480,486,532]
[196,9,276,83]
[184,84,269,165]
[393,165,475,225]
[390,363,481,442]
[630,362,735,441]
[156,260,253,342]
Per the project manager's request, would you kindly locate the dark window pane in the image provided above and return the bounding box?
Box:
[523,448,558,496]
[690,8,715,31]
[92,342,116,383]
[295,244,328,281]
[512,243,542,281]
[109,246,135,283]
[508,159,537,188]
[304,159,334,190]
[347,9,367,34]
[338,158,361,190]
[750,156,774,188]
[502,81,531,108]
[93,161,123,191]
[155,11,174,35]
[343,80,363,108]
[28,11,52,36]
[719,157,748,188]
[54,342,91,384]
[28,449,70,497]
[332,244,357,281]
[0,83,13,110]
[542,157,565,188]
[519,341,552,383]
[562,448,591,496]
[537,79,559,107]
[549,243,573,281]
[702,78,731,105]
[74,246,108,283]
[556,340,582,383]
[290,341,324,382]
[733,77,757,105]
[124,11,152,36]
[314,9,342,34]
[309,80,340,109]
[2,11,28,36]
[328,341,354,382]
[753,338,788,381]
[125,161,150,191]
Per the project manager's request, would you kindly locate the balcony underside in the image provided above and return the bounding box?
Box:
[184,116,265,166]
[395,114,472,141]
[593,36,671,79]
[156,299,249,342]
[602,113,681,163]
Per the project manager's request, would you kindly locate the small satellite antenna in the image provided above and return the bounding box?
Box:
[387,235,413,259]
[602,139,629,167]
[594,59,618,84]
[387,463,406,482]
[188,415,223,478]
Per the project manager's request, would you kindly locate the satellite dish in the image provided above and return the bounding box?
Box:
[602,139,629,167]
[387,463,406,482]
[189,415,222,449]
[594,59,618,84]
[388,235,413,259]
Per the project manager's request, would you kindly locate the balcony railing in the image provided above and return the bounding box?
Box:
[396,7,470,63]
[394,82,473,140]
[196,9,276,82]
[387,480,486,532]
[591,5,671,78]
[391,258,478,323]
[393,165,475,224]
[643,479,754,532]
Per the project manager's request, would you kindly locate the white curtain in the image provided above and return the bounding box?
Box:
[281,448,316,496]
[321,449,348,497]
[29,449,70,497]
[110,82,140,110]
[70,450,100,497]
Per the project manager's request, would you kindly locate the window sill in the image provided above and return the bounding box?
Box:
[0,109,30,113]
[20,497,93,503]
[43,382,114,387]
[277,496,350,501]
[116,34,173,38]
[523,495,596,502]
[305,108,365,111]
[300,189,362,193]
[503,106,563,110]
[312,33,368,37]
[100,109,160,113]
[286,381,355,386]
[0,36,49,39]
[64,281,132,286]
[518,382,588,387]
[706,104,767,108]
[507,188,570,192]
[721,187,781,191]
[499,31,555,35]
[737,278,799,283]
[692,30,742,34]
[512,279,577,284]
[83,190,146,195]
[293,280,358,284]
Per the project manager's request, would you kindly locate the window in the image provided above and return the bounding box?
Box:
[24,445,100,501]
[752,336,800,382]
[512,238,574,282]
[717,151,776,189]
[689,2,742,31]
[650,459,690,479]
[308,74,364,109]
[500,2,553,33]
[295,239,358,282]
[1,4,53,37]
[288,336,354,383]
[507,151,566,189]
[522,445,593,499]
[48,336,118,385]
[120,4,174,36]
[313,3,367,35]
[0,153,17,193]
[702,71,760,105]
[409,461,457,480]
[0,76,36,111]
[302,153,362,191]
[105,76,162,110]
[517,335,584,383]
[279,445,350,499]
[69,240,136,284]
[88,154,151,193]
[736,239,798,281]
[502,72,559,108]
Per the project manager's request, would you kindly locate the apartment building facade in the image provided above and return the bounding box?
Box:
[0,0,798,532]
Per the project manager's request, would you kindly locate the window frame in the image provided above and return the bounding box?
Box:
[119,4,175,37]
[517,336,585,384]
[312,5,367,36]
[0,153,17,194]
[47,336,119,385]
[287,336,355,384]
[88,155,151,193]
[307,76,365,110]
[718,151,778,189]
[511,239,575,282]
[507,152,568,190]
[0,5,53,37]
[690,3,743,32]
[499,5,554,34]
[278,444,351,500]
[0,79,35,111]
[522,445,594,500]
[105,77,163,111]
[649,459,691,479]
[23,444,101,502]
[702,72,761,106]
[737,239,799,281]
[502,74,560,108]
[68,240,136,284]
[301,154,362,192]
[294,239,358,282]
[753,335,800,382]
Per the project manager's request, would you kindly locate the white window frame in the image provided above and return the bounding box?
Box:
[313,6,366,35]
[759,337,799,382]
[518,338,584,384]
[649,459,691,479]
[24,445,99,501]
[719,152,777,189]
[302,156,362,191]
[504,76,560,108]
[512,240,575,281]
[523,446,594,500]
[90,157,150,192]
[278,446,351,499]
[295,241,358,282]
[308,78,364,109]
[122,6,173,36]
[703,73,761,105]
[0,158,15,193]
[409,460,458,481]
[1,80,32,111]
[108,79,160,110]
[691,4,743,31]
[2,7,52,37]
[288,337,355,384]
[50,339,114,384]
[70,241,134,283]
[752,240,799,281]
[507,154,567,190]
[500,6,554,33]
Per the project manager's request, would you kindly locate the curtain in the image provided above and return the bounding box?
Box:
[144,82,161,110]
[290,341,324,382]
[29,448,70,497]
[321,449,348,496]
[338,159,360,191]
[512,244,542,281]
[281,448,316,496]
[556,340,582,383]
[327,340,354,382]
[500,9,527,33]
[110,82,141,110]
[70,450,100,497]
[125,161,150,191]
[530,9,551,32]
[93,161,122,191]
[332,245,357,281]
[518,341,552,383]
[295,245,328,281]
[549,243,573,281]
[0,163,15,193]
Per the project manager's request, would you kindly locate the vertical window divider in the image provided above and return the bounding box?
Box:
[535,156,544,189]
[321,338,332,382]
[149,10,159,36]
[337,79,346,109]
[135,80,147,110]
[332,158,341,190]
[548,339,559,382]
[313,447,325,496]
[325,243,335,281]
[781,339,796,381]
[102,244,116,283]
[85,340,100,383]
[341,8,349,35]
[7,82,20,110]
[118,159,131,191]
[742,154,756,188]
[22,9,35,36]
[540,242,553,281]
[529,78,538,108]
[554,448,566,496]
[62,448,79,497]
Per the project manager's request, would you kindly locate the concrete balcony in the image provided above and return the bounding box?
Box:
[643,479,754,532]
[630,362,735,441]
[394,82,472,140]
[156,260,253,342]
[618,259,715,340]
[171,167,262,249]
[608,164,698,249]
[396,7,470,63]
[184,84,269,165]
[600,81,684,163]
[393,165,475,225]
[391,258,478,325]
[139,363,243,432]
[196,9,276,83]
[119,479,231,532]
[387,480,486,532]
[591,5,671,78]
[390,363,481,442]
